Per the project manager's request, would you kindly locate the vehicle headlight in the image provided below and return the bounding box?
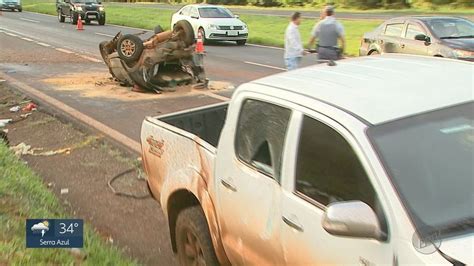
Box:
[453,49,474,58]
[243,24,248,29]
[99,6,104,11]
[208,24,217,30]
[75,6,82,11]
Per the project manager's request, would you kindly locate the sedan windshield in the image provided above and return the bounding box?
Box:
[198,7,234,18]
[426,18,474,39]
[368,102,473,239]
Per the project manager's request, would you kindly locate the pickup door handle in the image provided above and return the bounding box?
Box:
[282,216,304,232]
[220,179,237,192]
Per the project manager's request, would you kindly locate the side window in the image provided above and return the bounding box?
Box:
[180,7,190,16]
[384,23,404,37]
[235,99,291,180]
[190,7,199,18]
[294,116,376,210]
[405,24,425,39]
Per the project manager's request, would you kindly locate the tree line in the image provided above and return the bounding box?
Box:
[105,0,473,8]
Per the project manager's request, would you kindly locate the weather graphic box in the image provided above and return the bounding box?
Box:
[26,219,84,248]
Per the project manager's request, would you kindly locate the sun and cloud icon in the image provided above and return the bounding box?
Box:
[31,220,49,237]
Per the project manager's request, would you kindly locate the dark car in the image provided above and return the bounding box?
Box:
[56,0,105,25]
[360,16,474,61]
[0,0,22,12]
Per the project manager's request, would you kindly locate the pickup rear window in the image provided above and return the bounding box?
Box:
[235,99,291,180]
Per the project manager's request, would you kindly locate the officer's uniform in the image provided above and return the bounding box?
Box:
[311,16,345,60]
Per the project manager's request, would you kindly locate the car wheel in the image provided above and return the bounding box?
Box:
[236,39,246,46]
[176,206,219,266]
[173,20,195,47]
[18,8,22,12]
[58,10,65,22]
[98,15,106,25]
[117,34,144,64]
[85,18,90,25]
[198,28,208,45]
[71,12,78,25]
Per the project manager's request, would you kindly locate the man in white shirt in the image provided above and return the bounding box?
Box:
[284,12,304,71]
[308,6,346,61]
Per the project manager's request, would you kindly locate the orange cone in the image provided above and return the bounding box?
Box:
[76,16,84,31]
[195,31,205,53]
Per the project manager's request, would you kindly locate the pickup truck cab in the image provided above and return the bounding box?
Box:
[141,54,473,265]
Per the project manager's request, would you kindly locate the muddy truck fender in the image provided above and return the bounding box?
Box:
[140,103,230,265]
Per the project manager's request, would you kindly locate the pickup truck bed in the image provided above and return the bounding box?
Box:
[158,102,228,147]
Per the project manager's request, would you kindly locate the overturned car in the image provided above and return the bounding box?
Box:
[99,21,206,92]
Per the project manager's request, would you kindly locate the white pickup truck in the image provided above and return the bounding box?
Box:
[141,55,473,265]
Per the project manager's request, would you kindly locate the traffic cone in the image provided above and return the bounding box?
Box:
[76,16,84,31]
[195,31,205,54]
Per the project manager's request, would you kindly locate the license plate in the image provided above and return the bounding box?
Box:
[227,31,238,36]
[9,4,15,7]
[88,15,96,18]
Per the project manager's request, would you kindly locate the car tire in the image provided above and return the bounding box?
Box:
[71,12,78,25]
[175,206,219,266]
[98,15,106,26]
[117,34,144,64]
[198,27,208,45]
[173,20,195,47]
[85,18,90,25]
[58,10,65,22]
[236,39,246,46]
[18,8,22,12]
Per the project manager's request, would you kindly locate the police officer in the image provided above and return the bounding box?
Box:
[308,5,346,61]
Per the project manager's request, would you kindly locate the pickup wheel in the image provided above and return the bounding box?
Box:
[173,20,195,47]
[58,10,65,22]
[98,15,106,25]
[70,12,78,25]
[176,206,218,266]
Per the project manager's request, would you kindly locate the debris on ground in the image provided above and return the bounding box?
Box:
[1,129,8,144]
[207,81,235,91]
[9,106,20,112]
[100,20,207,92]
[22,103,37,112]
[20,113,32,119]
[60,188,69,195]
[0,119,12,127]
[10,142,72,157]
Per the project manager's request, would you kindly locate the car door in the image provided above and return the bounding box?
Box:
[380,22,405,53]
[189,7,201,35]
[400,21,429,55]
[214,96,291,265]
[173,6,189,26]
[279,111,394,265]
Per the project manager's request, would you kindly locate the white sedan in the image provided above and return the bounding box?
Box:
[171,4,248,45]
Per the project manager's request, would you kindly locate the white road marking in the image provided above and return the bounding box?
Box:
[246,43,284,50]
[55,48,74,54]
[21,37,34,42]
[95,32,116,38]
[80,55,102,63]
[5,32,19,37]
[37,42,51,47]
[20,18,40,23]
[244,61,286,71]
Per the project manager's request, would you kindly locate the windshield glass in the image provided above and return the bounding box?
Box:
[368,102,473,239]
[426,18,474,39]
[198,7,234,18]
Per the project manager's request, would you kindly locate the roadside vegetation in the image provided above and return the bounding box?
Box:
[0,143,137,265]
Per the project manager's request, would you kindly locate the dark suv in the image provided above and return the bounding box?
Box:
[56,0,105,25]
[360,17,474,61]
[0,0,22,12]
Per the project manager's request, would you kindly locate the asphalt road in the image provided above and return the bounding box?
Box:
[0,10,319,142]
[108,2,474,20]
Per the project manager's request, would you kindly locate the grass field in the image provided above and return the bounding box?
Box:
[22,0,380,55]
[0,143,137,265]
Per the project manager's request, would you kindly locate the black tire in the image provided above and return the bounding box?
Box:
[58,10,65,22]
[236,39,246,46]
[71,12,78,25]
[198,27,208,45]
[369,50,379,55]
[98,15,106,25]
[154,25,164,34]
[175,206,219,266]
[173,20,195,47]
[18,8,22,12]
[116,34,144,64]
[85,19,90,25]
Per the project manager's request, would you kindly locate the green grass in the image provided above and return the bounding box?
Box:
[22,0,379,55]
[0,143,137,265]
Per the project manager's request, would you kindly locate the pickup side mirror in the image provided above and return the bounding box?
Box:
[322,201,383,240]
[235,14,240,19]
[415,34,430,43]
[97,1,101,4]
